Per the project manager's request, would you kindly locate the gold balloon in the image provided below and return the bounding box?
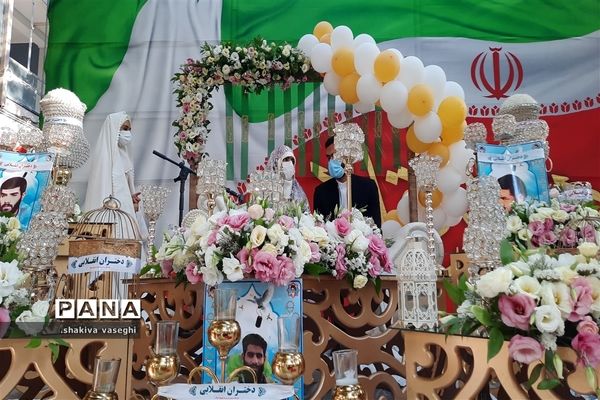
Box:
[332,48,355,77]
[407,84,434,116]
[406,125,432,153]
[438,96,467,127]
[441,120,466,145]
[374,50,400,83]
[426,142,450,167]
[319,33,331,44]
[314,21,334,40]
[339,73,360,104]
[418,188,443,208]
[384,210,401,223]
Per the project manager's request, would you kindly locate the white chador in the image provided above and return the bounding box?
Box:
[84,111,148,239]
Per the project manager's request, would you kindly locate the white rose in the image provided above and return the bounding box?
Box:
[556,253,577,268]
[15,310,45,336]
[551,209,569,223]
[299,214,315,229]
[517,229,532,241]
[475,268,513,298]
[555,266,578,284]
[0,260,24,298]
[513,276,541,298]
[536,207,555,218]
[351,234,370,253]
[262,243,278,255]
[222,65,231,75]
[267,224,289,247]
[31,300,49,318]
[311,227,329,246]
[506,215,523,233]
[200,265,224,287]
[534,305,563,333]
[345,229,362,245]
[204,246,219,269]
[324,221,341,241]
[250,226,268,248]
[247,204,264,220]
[353,275,368,289]
[222,256,244,282]
[294,241,312,277]
[578,242,599,258]
[191,215,210,237]
[7,217,20,230]
[528,213,546,222]
[540,282,572,317]
[506,261,530,277]
[352,218,374,237]
[7,229,20,241]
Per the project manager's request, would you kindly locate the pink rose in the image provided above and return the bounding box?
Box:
[335,244,348,279]
[0,307,10,338]
[185,262,202,284]
[561,204,576,212]
[560,227,577,247]
[334,217,352,237]
[581,224,597,243]
[572,332,600,367]
[224,213,251,231]
[248,204,264,220]
[273,256,296,286]
[252,251,279,283]
[498,294,536,331]
[538,230,558,246]
[237,247,256,274]
[309,242,321,262]
[568,277,593,322]
[368,255,382,278]
[207,229,218,246]
[529,221,545,236]
[508,335,544,364]
[368,234,387,257]
[339,210,352,219]
[543,218,554,232]
[161,259,175,278]
[264,208,275,221]
[278,215,294,230]
[577,316,599,335]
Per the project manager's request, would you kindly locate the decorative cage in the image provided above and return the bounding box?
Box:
[67,196,142,300]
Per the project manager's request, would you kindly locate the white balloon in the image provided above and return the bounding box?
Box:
[297,34,319,56]
[443,81,465,100]
[441,187,468,218]
[413,112,442,143]
[356,74,382,104]
[387,48,404,62]
[323,72,341,96]
[380,81,408,114]
[433,208,447,231]
[330,25,354,50]
[436,165,462,194]
[354,43,380,76]
[448,140,474,174]
[396,191,410,224]
[423,65,446,101]
[445,213,463,227]
[382,220,402,240]
[310,43,333,73]
[387,108,413,129]
[353,33,376,47]
[398,56,424,89]
[354,101,375,114]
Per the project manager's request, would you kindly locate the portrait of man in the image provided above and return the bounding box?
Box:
[497,174,527,210]
[226,333,273,383]
[0,176,27,215]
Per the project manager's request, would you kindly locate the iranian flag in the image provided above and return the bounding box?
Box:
[45,0,600,246]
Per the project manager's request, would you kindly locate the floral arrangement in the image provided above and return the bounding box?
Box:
[0,213,67,359]
[505,199,599,252]
[156,203,390,289]
[443,242,600,395]
[172,37,320,167]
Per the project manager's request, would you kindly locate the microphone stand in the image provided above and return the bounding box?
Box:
[152,150,196,226]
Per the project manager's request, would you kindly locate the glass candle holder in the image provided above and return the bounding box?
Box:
[91,357,121,393]
[333,349,359,386]
[155,321,179,356]
[214,288,237,320]
[277,315,301,353]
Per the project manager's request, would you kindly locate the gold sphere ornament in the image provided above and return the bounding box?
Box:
[272,352,305,385]
[145,354,180,386]
[332,384,367,400]
[207,319,241,359]
[82,392,118,400]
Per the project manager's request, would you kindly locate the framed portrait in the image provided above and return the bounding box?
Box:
[0,150,54,229]
[203,279,303,399]
[476,141,549,208]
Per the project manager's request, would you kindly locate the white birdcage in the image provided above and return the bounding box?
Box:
[396,235,438,330]
[66,196,142,300]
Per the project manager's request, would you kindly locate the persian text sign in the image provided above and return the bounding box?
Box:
[157,384,295,400]
[67,253,141,274]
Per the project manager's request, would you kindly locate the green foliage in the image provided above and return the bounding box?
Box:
[487,327,504,362]
[525,364,544,389]
[500,238,516,265]
[304,263,329,276]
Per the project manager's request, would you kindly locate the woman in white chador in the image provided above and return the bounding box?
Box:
[267,145,308,210]
[84,111,148,238]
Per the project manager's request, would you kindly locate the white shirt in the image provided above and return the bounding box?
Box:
[337,181,348,210]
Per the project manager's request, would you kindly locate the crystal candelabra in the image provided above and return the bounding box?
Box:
[196,157,227,216]
[463,176,507,282]
[272,315,304,400]
[248,169,284,206]
[408,154,443,276]
[140,185,171,263]
[332,123,365,215]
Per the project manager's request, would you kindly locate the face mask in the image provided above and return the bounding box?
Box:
[281,161,295,180]
[328,159,345,179]
[118,131,132,147]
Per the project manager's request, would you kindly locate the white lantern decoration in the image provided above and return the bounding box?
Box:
[396,234,438,329]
